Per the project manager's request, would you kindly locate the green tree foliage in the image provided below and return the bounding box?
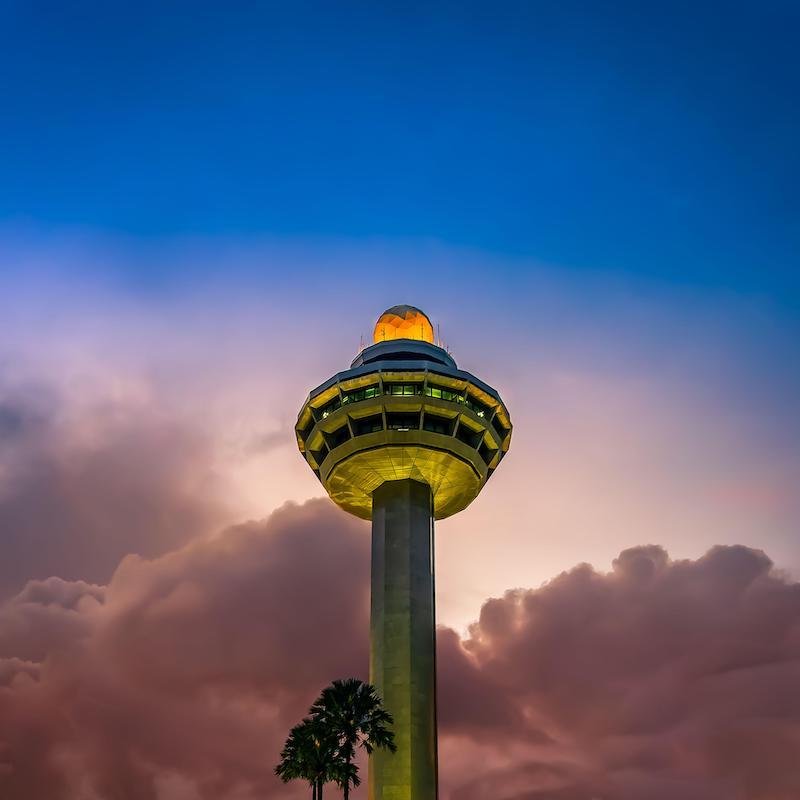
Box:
[310,678,397,800]
[275,717,340,800]
[275,678,396,799]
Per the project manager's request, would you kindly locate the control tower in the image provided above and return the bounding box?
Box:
[296,305,512,799]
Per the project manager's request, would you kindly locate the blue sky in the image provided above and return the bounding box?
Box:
[0,0,799,631]
[1,1,798,296]
[2,10,800,797]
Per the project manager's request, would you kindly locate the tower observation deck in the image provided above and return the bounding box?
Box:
[296,305,512,800]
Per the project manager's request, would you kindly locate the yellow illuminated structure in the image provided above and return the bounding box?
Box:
[296,306,512,800]
[373,304,435,344]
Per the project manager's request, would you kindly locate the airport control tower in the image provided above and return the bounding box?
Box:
[296,305,512,800]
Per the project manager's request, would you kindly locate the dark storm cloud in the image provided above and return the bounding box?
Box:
[1,496,799,799]
[0,403,34,438]
[0,377,227,601]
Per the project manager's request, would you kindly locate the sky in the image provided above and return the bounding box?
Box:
[1,2,799,799]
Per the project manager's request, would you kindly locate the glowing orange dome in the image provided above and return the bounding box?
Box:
[373,305,434,344]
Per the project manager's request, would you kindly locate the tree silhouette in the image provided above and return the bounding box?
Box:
[310,678,397,800]
[277,679,396,799]
[275,716,341,800]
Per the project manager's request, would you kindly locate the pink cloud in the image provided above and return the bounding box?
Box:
[0,375,229,601]
[1,498,799,799]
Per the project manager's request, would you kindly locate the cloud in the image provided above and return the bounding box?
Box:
[0,375,229,601]
[0,499,369,800]
[1,497,799,799]
[441,544,800,799]
[3,229,800,634]
[246,429,292,456]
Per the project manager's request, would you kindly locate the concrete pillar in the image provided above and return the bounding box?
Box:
[369,479,438,800]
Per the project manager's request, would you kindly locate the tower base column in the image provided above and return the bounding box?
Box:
[369,479,438,800]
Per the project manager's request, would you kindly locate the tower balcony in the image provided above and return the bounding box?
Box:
[296,363,512,520]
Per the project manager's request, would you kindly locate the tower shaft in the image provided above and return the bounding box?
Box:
[369,479,438,800]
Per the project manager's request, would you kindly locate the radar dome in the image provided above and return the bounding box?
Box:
[373,305,434,344]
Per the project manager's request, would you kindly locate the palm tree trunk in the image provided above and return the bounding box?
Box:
[318,778,324,800]
[343,753,350,800]
[312,782,317,800]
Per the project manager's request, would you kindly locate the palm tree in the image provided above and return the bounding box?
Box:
[275,717,341,799]
[310,678,397,800]
[332,758,361,798]
[275,724,313,797]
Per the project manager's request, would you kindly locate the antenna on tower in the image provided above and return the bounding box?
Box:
[437,323,441,348]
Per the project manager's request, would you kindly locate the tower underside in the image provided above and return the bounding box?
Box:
[369,479,438,800]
